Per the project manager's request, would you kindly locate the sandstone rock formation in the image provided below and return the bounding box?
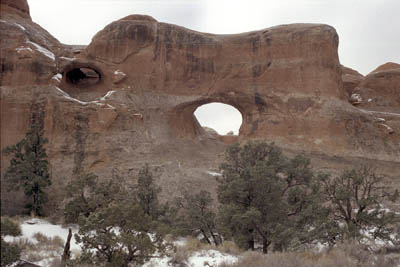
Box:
[1,0,399,215]
[341,65,364,97]
[351,62,400,113]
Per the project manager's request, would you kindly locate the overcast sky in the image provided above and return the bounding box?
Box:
[27,0,399,134]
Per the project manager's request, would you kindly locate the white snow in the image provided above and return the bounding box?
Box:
[188,250,238,266]
[360,109,400,117]
[143,249,238,267]
[52,73,62,82]
[0,20,25,31]
[114,70,125,75]
[60,56,75,61]
[4,219,239,267]
[4,218,80,251]
[15,46,33,53]
[100,90,116,101]
[143,257,172,267]
[206,171,222,177]
[14,23,26,31]
[54,87,102,106]
[27,41,55,61]
[381,123,394,131]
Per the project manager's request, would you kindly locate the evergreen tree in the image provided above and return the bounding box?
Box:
[319,166,399,243]
[69,174,169,266]
[3,106,51,216]
[74,201,167,267]
[175,190,220,246]
[217,142,324,253]
[136,164,161,220]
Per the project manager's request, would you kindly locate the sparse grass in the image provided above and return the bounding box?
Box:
[219,241,400,267]
[169,238,242,266]
[216,241,242,256]
[32,232,65,250]
[9,232,65,263]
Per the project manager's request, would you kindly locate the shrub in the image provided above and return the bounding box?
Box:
[1,238,21,266]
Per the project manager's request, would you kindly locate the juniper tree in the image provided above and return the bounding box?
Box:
[64,173,123,223]
[175,190,220,246]
[136,164,162,220]
[69,173,169,267]
[217,142,325,253]
[74,201,167,267]
[3,106,51,216]
[319,166,399,244]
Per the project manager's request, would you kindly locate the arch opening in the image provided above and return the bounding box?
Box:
[194,102,243,136]
[65,67,101,86]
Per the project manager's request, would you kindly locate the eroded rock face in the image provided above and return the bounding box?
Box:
[352,62,400,113]
[1,0,399,215]
[341,65,364,96]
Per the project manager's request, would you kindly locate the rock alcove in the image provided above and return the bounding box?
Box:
[66,67,101,86]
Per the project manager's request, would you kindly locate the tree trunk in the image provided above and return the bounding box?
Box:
[201,229,212,245]
[262,239,270,254]
[210,231,220,246]
[61,228,72,267]
[248,229,255,250]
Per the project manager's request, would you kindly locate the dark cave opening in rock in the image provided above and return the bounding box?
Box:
[194,102,243,136]
[66,67,101,86]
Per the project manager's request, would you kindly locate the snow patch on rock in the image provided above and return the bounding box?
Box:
[206,171,222,177]
[54,87,104,106]
[60,56,76,61]
[100,90,116,101]
[16,46,33,53]
[14,23,26,31]
[27,41,55,61]
[52,73,62,82]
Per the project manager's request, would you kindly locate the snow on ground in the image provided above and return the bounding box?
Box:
[188,250,238,266]
[26,41,55,61]
[5,218,80,252]
[206,171,222,177]
[4,219,240,267]
[143,257,172,267]
[143,249,238,267]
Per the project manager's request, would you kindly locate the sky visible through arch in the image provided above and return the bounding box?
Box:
[27,0,400,134]
[194,103,243,135]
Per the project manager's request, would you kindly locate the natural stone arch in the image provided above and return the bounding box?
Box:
[194,102,243,136]
[169,95,253,140]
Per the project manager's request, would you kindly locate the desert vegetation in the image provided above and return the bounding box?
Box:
[2,137,400,266]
